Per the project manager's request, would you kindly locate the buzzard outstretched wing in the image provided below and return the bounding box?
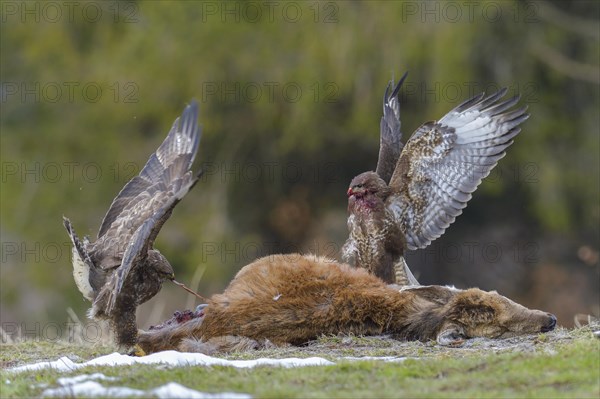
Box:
[93,101,201,267]
[388,89,528,250]
[104,177,199,313]
[375,72,407,184]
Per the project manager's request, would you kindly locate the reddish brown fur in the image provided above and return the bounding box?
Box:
[138,254,555,354]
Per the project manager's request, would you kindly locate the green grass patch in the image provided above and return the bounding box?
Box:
[1,326,598,398]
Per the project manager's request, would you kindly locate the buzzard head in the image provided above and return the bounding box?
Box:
[147,250,175,281]
[347,171,390,213]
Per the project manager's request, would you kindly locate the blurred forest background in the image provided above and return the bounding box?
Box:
[1,1,598,339]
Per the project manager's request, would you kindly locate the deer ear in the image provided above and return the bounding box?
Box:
[437,325,467,346]
[455,304,496,325]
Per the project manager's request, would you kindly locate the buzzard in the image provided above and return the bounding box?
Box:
[343,74,528,285]
[63,100,201,353]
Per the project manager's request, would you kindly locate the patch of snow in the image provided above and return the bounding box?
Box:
[32,382,49,389]
[41,374,251,398]
[226,356,333,369]
[42,381,141,398]
[152,382,251,399]
[11,351,417,377]
[341,356,409,362]
[56,373,117,386]
[10,351,334,373]
[42,381,250,399]
[14,356,79,372]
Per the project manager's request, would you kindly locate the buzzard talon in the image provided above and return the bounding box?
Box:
[128,344,147,357]
[343,74,529,285]
[64,101,202,351]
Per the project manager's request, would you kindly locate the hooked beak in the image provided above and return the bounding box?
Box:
[347,187,354,197]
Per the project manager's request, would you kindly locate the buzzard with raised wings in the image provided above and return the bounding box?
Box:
[342,74,528,285]
[63,101,201,352]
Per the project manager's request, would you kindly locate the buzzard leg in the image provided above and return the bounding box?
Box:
[110,308,139,352]
[393,256,419,286]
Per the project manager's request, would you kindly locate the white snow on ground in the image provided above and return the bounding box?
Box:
[151,382,251,399]
[341,356,409,362]
[11,353,408,398]
[56,373,117,385]
[42,381,142,398]
[41,374,251,399]
[9,351,334,373]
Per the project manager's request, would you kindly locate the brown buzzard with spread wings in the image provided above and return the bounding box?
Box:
[63,101,201,352]
[343,75,528,285]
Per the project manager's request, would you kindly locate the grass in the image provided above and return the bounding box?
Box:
[0,325,598,398]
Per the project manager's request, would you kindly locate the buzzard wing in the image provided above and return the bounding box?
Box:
[375,72,407,184]
[63,216,96,300]
[94,101,200,266]
[387,89,528,250]
[104,178,199,314]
